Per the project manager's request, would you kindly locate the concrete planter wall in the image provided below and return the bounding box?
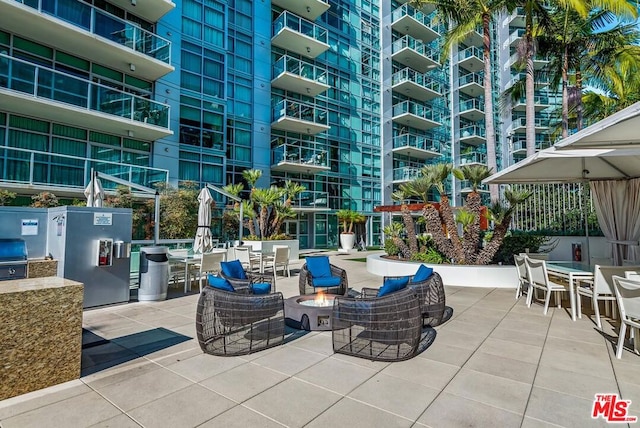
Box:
[243,239,299,260]
[366,254,517,288]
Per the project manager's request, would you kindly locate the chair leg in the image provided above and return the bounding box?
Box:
[526,285,534,307]
[543,291,552,315]
[616,323,628,359]
[576,292,582,319]
[594,296,602,329]
[515,281,522,300]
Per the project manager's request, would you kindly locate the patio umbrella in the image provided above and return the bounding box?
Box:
[84,173,105,207]
[193,187,213,254]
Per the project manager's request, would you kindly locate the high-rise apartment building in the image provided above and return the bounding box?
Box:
[0,0,558,248]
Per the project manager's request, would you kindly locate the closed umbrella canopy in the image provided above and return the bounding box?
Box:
[194,187,213,254]
[84,175,105,207]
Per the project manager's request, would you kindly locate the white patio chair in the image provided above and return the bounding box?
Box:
[525,257,569,315]
[263,245,290,285]
[195,251,227,293]
[168,249,197,288]
[576,265,640,329]
[234,246,260,272]
[612,275,640,359]
[514,254,530,301]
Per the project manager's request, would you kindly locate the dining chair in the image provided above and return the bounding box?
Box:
[514,254,530,302]
[611,275,640,358]
[168,248,197,288]
[263,245,290,282]
[525,257,569,315]
[576,265,640,329]
[234,246,260,272]
[196,251,227,293]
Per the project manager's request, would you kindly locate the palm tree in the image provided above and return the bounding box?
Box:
[251,187,283,239]
[416,0,514,201]
[582,59,640,121]
[457,164,493,263]
[391,188,419,256]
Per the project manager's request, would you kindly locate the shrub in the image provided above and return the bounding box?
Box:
[0,189,16,206]
[492,232,556,265]
[411,247,448,264]
[384,238,400,256]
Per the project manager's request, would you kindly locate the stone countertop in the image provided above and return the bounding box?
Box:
[0,276,81,294]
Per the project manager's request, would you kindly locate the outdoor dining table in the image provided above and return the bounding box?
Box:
[169,249,227,292]
[545,261,595,321]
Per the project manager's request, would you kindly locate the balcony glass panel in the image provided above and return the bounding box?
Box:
[457,46,483,62]
[458,72,483,86]
[392,68,442,93]
[392,100,444,123]
[460,151,487,165]
[460,125,486,138]
[272,143,328,168]
[272,11,328,44]
[391,35,441,62]
[393,133,440,152]
[391,5,445,34]
[272,99,328,125]
[393,166,422,181]
[460,99,484,111]
[294,190,329,209]
[273,55,327,84]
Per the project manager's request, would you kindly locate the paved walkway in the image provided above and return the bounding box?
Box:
[1,252,639,427]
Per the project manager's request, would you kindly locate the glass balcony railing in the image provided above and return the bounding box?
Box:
[393,100,444,123]
[392,68,442,93]
[511,117,549,129]
[294,190,329,209]
[273,55,327,84]
[393,166,423,181]
[515,95,551,105]
[272,99,328,125]
[460,125,486,138]
[458,72,483,86]
[460,151,487,165]
[457,46,483,62]
[459,180,488,191]
[460,99,484,112]
[508,28,525,44]
[391,4,445,34]
[512,138,552,152]
[272,143,328,168]
[393,133,440,152]
[0,54,170,128]
[272,10,328,44]
[15,0,171,63]
[0,146,168,190]
[392,35,441,63]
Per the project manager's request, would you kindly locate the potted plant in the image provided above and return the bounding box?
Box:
[336,209,365,251]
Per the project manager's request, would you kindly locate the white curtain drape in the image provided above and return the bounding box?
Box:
[194,188,213,254]
[590,178,640,265]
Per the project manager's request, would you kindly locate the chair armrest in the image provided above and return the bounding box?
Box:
[360,288,379,298]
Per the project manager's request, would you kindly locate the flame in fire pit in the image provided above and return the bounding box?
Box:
[315,290,326,306]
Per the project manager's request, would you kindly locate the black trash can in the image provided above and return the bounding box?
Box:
[138,246,169,301]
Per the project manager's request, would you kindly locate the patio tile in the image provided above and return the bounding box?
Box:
[198,405,284,428]
[165,353,246,382]
[417,392,523,428]
[288,331,334,356]
[81,341,139,372]
[477,337,542,365]
[347,372,439,420]
[490,326,547,347]
[91,367,193,411]
[533,364,619,401]
[250,345,328,376]
[243,378,341,427]
[140,339,201,365]
[380,356,459,390]
[200,362,288,402]
[137,313,192,329]
[611,358,640,386]
[306,397,412,428]
[295,357,377,395]
[465,351,537,384]
[520,416,567,427]
[618,381,640,415]
[443,368,531,414]
[81,358,161,389]
[331,352,392,370]
[525,386,610,427]
[543,336,610,358]
[127,384,235,427]
[497,318,550,336]
[88,413,142,427]
[0,381,90,420]
[538,347,615,380]
[0,391,121,428]
[418,341,475,367]
[431,328,486,351]
[547,324,607,345]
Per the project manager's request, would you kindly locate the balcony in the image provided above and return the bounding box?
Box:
[458,72,483,97]
[292,191,330,211]
[459,99,484,121]
[459,125,486,146]
[393,166,423,183]
[3,0,173,81]
[95,0,174,23]
[459,151,487,167]
[509,117,550,133]
[392,134,441,160]
[509,7,525,27]
[505,73,550,89]
[463,29,483,48]
[460,180,490,194]
[391,68,441,102]
[272,55,329,97]
[514,94,551,111]
[391,35,440,74]
[509,52,550,70]
[396,0,436,14]
[508,28,525,47]
[391,5,441,44]
[271,143,330,174]
[0,54,172,141]
[0,146,168,197]
[511,138,552,154]
[392,100,442,131]
[511,139,528,155]
[271,99,330,135]
[271,0,329,21]
[457,46,484,72]
[272,11,329,59]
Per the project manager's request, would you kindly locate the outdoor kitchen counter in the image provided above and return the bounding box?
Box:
[0,277,83,400]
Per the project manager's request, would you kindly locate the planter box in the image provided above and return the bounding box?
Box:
[244,239,299,261]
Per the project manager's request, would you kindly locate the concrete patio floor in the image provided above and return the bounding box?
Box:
[1,251,640,427]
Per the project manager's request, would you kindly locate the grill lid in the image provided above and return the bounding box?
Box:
[0,239,28,261]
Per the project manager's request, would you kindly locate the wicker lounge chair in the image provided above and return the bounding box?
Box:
[196,287,285,356]
[331,287,423,361]
[299,256,348,295]
[219,259,274,294]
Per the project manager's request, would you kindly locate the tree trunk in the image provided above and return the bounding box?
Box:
[475,215,512,265]
[393,236,412,260]
[463,191,482,264]
[576,69,583,131]
[402,204,419,256]
[422,205,454,260]
[562,44,569,139]
[525,11,536,158]
[439,195,465,264]
[482,12,499,201]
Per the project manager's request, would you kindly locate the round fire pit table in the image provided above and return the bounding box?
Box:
[284,294,336,331]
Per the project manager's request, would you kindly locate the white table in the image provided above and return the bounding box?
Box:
[546,262,594,321]
[168,253,200,293]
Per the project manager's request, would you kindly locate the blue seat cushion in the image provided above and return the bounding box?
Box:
[312,276,342,287]
[221,260,247,279]
[208,274,235,292]
[251,282,271,295]
[306,256,332,278]
[377,276,410,297]
[411,264,434,283]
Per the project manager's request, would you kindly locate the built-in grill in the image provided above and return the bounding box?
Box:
[0,239,28,281]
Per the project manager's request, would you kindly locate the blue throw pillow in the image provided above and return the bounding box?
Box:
[220,260,247,279]
[251,282,271,295]
[208,274,235,292]
[306,256,332,278]
[411,264,434,283]
[377,276,410,297]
